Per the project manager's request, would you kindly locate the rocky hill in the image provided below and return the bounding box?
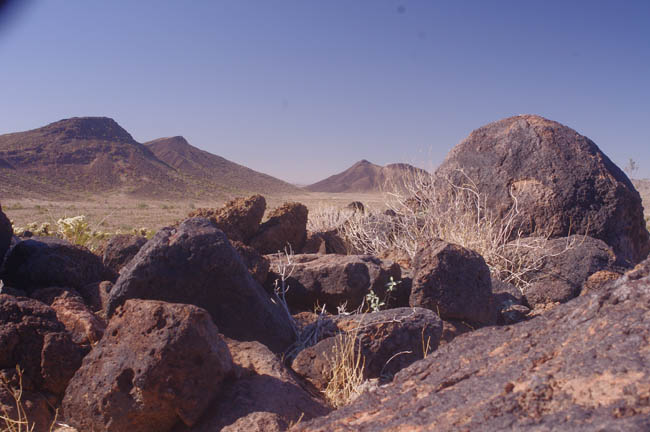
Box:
[305,160,427,193]
[0,117,298,199]
[145,136,300,195]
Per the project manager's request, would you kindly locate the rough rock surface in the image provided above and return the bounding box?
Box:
[31,287,106,347]
[491,279,529,324]
[513,235,621,307]
[106,218,296,353]
[266,253,401,312]
[435,114,650,265]
[77,280,113,315]
[250,202,308,254]
[231,240,270,286]
[303,230,348,255]
[295,258,650,431]
[0,204,13,263]
[102,234,147,274]
[292,308,443,390]
[63,300,233,432]
[179,339,329,432]
[409,239,495,326]
[188,194,266,243]
[1,237,115,293]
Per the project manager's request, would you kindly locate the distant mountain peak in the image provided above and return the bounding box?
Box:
[43,117,135,143]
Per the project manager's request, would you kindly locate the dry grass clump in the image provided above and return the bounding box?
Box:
[323,330,366,408]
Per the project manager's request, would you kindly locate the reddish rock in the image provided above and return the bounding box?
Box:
[102,234,147,274]
[435,114,650,265]
[231,240,270,285]
[1,237,116,293]
[31,287,106,347]
[62,300,233,432]
[76,280,113,315]
[409,239,495,326]
[303,230,348,255]
[292,308,442,390]
[188,194,266,243]
[295,258,650,432]
[0,369,54,432]
[180,339,329,432]
[106,218,296,353]
[250,202,308,254]
[266,253,401,312]
[581,270,622,296]
[491,278,530,325]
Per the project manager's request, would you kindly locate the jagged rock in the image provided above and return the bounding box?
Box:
[77,280,113,315]
[62,300,233,432]
[102,234,147,274]
[295,258,650,431]
[491,278,529,324]
[265,253,401,312]
[250,202,308,254]
[31,287,105,348]
[1,237,116,293]
[178,339,329,432]
[106,218,296,353]
[292,308,442,390]
[435,114,650,265]
[409,239,495,326]
[302,230,348,255]
[231,240,270,286]
[188,194,266,243]
[512,235,621,307]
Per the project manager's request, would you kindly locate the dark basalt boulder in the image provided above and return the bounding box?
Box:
[295,258,650,432]
[102,234,147,274]
[63,300,233,432]
[250,202,308,254]
[435,114,650,265]
[231,240,270,286]
[409,239,495,326]
[265,253,402,312]
[106,218,296,353]
[1,236,116,293]
[0,204,13,263]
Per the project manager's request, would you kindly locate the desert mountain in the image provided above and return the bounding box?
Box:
[145,136,300,195]
[305,159,427,193]
[0,117,299,199]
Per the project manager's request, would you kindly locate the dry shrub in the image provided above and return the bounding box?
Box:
[306,205,355,233]
[323,330,366,408]
[335,168,576,294]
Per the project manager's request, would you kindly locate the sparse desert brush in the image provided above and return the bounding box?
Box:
[0,365,58,432]
[307,205,355,232]
[324,330,366,408]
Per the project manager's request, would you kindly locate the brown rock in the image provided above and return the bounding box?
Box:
[0,204,13,263]
[188,195,267,243]
[581,270,623,296]
[303,230,348,255]
[102,234,147,274]
[31,287,106,347]
[0,370,54,432]
[231,240,270,285]
[1,237,116,294]
[62,299,233,432]
[409,239,495,326]
[292,308,442,389]
[106,218,296,353]
[266,253,402,312]
[250,202,308,254]
[491,278,529,324]
[180,339,329,432]
[295,258,650,431]
[76,280,113,315]
[435,114,650,265]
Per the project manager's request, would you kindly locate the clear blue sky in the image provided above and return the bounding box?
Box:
[1,0,649,183]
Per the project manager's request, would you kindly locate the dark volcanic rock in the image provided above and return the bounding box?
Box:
[179,339,329,432]
[106,218,296,353]
[250,202,308,254]
[232,240,270,286]
[0,204,12,263]
[303,230,348,255]
[63,300,233,432]
[265,253,401,312]
[292,308,442,389]
[512,235,621,307]
[491,278,529,324]
[1,237,116,293]
[409,239,495,326]
[435,114,650,265]
[0,295,84,430]
[188,194,266,243]
[295,258,650,432]
[77,280,113,315]
[102,234,147,274]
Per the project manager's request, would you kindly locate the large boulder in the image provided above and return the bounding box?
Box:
[231,240,270,286]
[102,234,147,274]
[106,218,296,353]
[265,253,402,312]
[292,308,442,390]
[250,202,308,254]
[62,300,233,432]
[295,259,650,431]
[188,194,266,243]
[179,339,329,432]
[409,239,495,326]
[511,235,621,307]
[1,237,116,294]
[0,295,84,431]
[435,114,649,265]
[0,204,12,263]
